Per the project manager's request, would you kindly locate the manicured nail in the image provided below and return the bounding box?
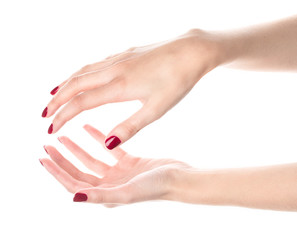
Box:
[73,193,88,202]
[39,159,44,166]
[50,86,59,95]
[57,137,62,143]
[42,107,48,118]
[43,145,48,154]
[105,136,121,150]
[48,124,53,134]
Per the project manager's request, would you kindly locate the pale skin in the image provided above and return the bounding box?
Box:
[41,16,297,210]
[41,125,297,211]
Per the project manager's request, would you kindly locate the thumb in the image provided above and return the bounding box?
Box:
[73,184,133,204]
[105,103,159,150]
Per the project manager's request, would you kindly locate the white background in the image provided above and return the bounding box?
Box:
[0,0,297,239]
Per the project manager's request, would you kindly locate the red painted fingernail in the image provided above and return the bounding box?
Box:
[39,159,44,166]
[50,86,59,95]
[73,193,88,202]
[48,124,53,134]
[42,107,48,118]
[43,145,48,154]
[105,136,121,150]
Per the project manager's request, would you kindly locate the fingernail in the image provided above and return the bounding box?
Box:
[42,107,48,118]
[39,159,44,166]
[105,136,121,150]
[48,124,53,134]
[50,86,59,95]
[73,193,88,202]
[57,137,63,143]
[43,145,48,154]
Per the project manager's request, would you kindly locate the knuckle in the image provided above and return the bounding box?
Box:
[71,94,85,111]
[80,64,92,72]
[121,121,138,136]
[127,46,136,52]
[185,28,206,40]
[113,60,128,73]
[186,28,201,35]
[69,75,80,91]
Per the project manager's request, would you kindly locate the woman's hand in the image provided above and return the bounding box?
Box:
[40,124,191,206]
[42,30,223,149]
[40,124,297,210]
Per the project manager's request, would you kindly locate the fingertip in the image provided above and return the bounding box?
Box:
[83,124,95,132]
[41,107,48,118]
[57,137,63,143]
[39,158,44,166]
[39,157,49,166]
[57,136,69,144]
[48,124,53,134]
[50,86,59,95]
[73,192,88,202]
[43,145,49,154]
[105,136,121,150]
[83,124,90,129]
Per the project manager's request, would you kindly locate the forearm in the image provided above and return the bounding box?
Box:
[172,163,297,211]
[203,15,297,71]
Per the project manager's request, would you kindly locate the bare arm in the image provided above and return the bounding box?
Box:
[173,163,297,211]
[42,16,296,146]
[41,125,297,211]
[217,15,297,71]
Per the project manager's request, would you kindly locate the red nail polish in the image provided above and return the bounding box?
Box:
[48,124,53,134]
[42,107,48,118]
[105,136,121,150]
[43,145,48,154]
[50,86,59,95]
[73,193,88,202]
[39,159,44,166]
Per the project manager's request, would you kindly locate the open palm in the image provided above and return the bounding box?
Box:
[41,124,190,206]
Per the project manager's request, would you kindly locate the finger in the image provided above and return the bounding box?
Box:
[105,53,121,60]
[44,145,101,186]
[48,63,94,98]
[42,80,68,117]
[83,124,128,160]
[73,184,134,204]
[57,136,110,177]
[81,51,133,73]
[49,80,67,96]
[105,101,159,150]
[50,79,124,134]
[40,158,93,193]
[48,65,96,98]
[98,183,122,208]
[105,50,133,60]
[45,51,135,118]
[46,68,118,118]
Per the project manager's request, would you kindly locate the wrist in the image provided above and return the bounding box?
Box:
[186,28,249,68]
[167,166,209,204]
[168,166,230,206]
[183,28,232,69]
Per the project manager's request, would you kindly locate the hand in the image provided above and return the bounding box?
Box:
[40,124,191,206]
[42,29,223,149]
